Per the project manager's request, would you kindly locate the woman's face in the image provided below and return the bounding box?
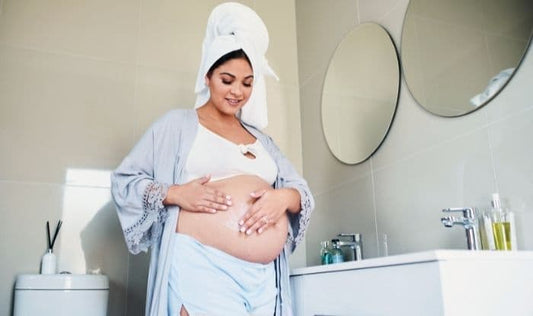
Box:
[206,57,254,116]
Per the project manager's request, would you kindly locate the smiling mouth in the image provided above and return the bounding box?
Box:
[226,98,242,105]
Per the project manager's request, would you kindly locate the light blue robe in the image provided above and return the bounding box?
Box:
[111,109,314,315]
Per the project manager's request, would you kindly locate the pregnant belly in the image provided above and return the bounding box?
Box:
[177,175,289,264]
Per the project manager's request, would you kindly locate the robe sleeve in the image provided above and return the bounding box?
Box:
[110,120,171,254]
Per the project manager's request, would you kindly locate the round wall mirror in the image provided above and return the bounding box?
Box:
[401,0,533,117]
[321,23,400,164]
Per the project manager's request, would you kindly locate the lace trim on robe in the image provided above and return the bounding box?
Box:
[285,183,313,247]
[292,186,313,245]
[123,181,169,254]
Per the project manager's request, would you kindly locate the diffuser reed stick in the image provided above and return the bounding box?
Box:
[47,220,62,251]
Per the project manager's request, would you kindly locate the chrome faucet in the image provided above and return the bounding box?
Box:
[441,207,480,250]
[337,233,363,261]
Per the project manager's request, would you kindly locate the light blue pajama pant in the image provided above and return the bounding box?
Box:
[168,233,277,315]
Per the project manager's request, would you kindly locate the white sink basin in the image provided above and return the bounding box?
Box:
[290,249,533,315]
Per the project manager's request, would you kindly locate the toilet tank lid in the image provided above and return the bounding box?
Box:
[15,274,109,290]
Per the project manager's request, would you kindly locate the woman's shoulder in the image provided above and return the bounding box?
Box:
[151,108,197,130]
[159,108,196,123]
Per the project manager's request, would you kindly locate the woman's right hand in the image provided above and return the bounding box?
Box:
[163,175,232,213]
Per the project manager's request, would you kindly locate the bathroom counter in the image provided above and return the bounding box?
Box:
[290,248,533,276]
[290,249,533,316]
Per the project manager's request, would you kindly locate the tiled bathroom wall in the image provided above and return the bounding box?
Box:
[0,0,302,315]
[296,0,533,266]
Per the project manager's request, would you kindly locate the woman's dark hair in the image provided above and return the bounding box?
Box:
[206,49,252,78]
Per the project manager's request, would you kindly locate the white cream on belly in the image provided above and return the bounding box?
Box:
[222,201,249,231]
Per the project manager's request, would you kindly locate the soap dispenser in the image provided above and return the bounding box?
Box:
[330,239,344,263]
[490,193,516,251]
[320,240,333,265]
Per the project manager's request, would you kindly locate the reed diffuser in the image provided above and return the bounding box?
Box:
[41,220,62,274]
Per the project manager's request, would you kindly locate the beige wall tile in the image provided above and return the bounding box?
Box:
[264,83,303,168]
[255,0,300,86]
[133,65,196,137]
[490,109,533,225]
[0,0,140,62]
[295,0,358,84]
[0,45,137,183]
[374,129,495,254]
[136,0,207,70]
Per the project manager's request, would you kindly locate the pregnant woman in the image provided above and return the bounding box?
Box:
[111,3,314,315]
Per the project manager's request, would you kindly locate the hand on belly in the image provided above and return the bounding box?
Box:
[177,175,288,263]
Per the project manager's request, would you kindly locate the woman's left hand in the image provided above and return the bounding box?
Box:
[239,188,300,235]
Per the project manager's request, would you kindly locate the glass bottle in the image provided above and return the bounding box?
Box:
[320,240,333,265]
[478,207,495,250]
[491,193,512,251]
[330,239,344,263]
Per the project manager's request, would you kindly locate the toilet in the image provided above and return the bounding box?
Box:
[14,274,109,316]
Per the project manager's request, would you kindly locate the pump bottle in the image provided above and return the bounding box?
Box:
[330,239,344,263]
[490,193,516,251]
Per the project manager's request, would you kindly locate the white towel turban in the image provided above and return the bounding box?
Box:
[194,2,278,130]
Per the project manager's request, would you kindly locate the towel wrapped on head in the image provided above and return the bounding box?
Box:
[194,2,278,130]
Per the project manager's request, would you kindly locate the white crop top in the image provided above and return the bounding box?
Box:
[183,124,278,185]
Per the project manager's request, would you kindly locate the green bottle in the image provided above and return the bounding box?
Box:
[330,239,344,263]
[320,240,333,265]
